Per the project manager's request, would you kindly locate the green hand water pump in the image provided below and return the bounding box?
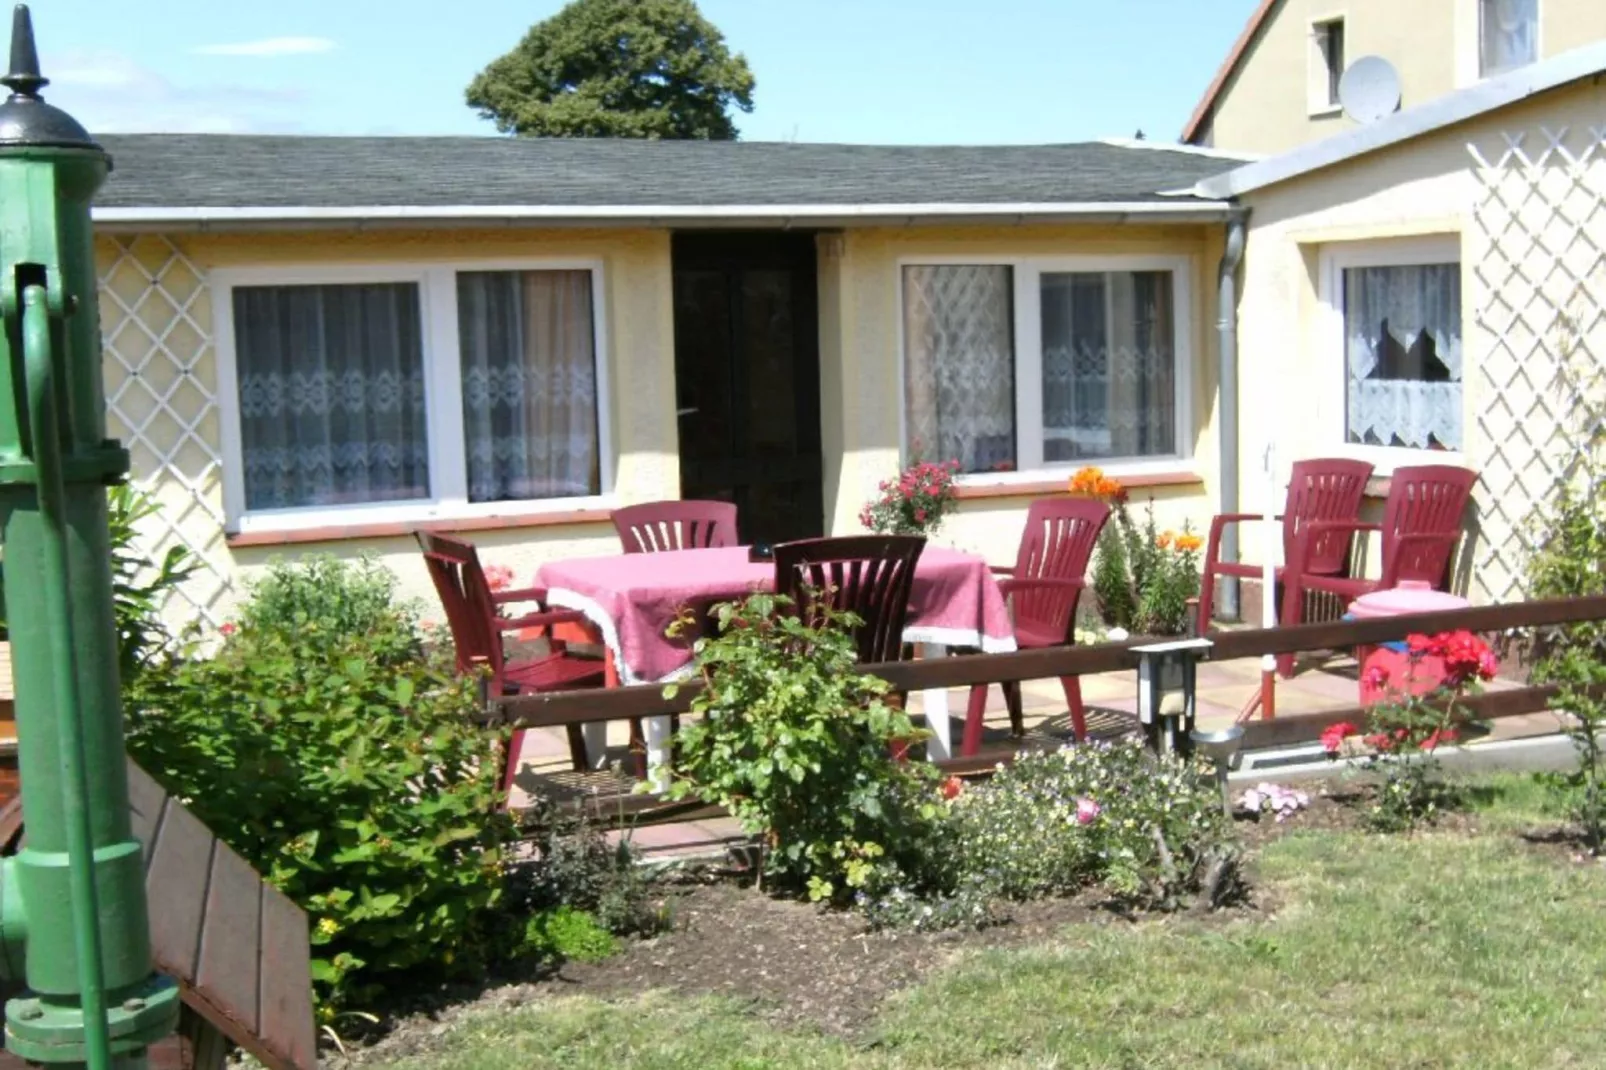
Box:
[0,5,180,1067]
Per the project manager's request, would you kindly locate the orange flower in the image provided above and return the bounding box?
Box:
[1069,466,1124,502]
[1068,466,1105,495]
[1155,530,1174,550]
[1174,533,1202,553]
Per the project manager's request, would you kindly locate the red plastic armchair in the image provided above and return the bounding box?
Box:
[961,497,1110,756]
[612,500,738,553]
[1280,464,1477,673]
[1196,458,1374,647]
[773,535,926,665]
[416,532,610,793]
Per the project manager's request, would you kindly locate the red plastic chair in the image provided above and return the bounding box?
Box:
[416,532,612,794]
[772,535,926,666]
[1196,458,1375,649]
[1281,464,1477,673]
[612,500,738,554]
[961,498,1111,756]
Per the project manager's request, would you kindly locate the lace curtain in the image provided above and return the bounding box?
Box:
[457,270,600,502]
[1041,270,1175,460]
[902,265,1016,472]
[234,282,429,510]
[1480,0,1538,76]
[1343,263,1463,450]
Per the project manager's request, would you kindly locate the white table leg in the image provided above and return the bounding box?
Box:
[581,722,609,770]
[918,642,952,761]
[645,715,673,793]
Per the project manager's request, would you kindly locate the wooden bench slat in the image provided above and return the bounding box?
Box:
[259,884,319,1070]
[143,796,215,983]
[127,760,167,864]
[194,846,262,1036]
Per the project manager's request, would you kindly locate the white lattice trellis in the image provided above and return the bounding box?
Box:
[1468,124,1606,603]
[98,234,234,627]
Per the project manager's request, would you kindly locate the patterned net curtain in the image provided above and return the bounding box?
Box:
[1041,270,1175,461]
[1343,263,1463,450]
[902,265,1017,473]
[457,270,600,502]
[1480,0,1538,76]
[233,282,430,510]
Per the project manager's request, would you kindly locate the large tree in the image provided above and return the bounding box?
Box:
[466,0,756,139]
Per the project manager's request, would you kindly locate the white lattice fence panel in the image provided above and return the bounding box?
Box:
[1467,124,1606,604]
[97,234,234,629]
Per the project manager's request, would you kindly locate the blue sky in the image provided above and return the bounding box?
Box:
[35,0,1253,143]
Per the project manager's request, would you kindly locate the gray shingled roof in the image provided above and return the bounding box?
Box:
[92,135,1240,211]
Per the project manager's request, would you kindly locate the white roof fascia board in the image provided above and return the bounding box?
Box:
[91,200,1236,227]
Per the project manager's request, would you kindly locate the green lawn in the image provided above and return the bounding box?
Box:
[360,778,1606,1070]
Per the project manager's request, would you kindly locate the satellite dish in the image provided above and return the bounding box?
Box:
[1338,55,1402,124]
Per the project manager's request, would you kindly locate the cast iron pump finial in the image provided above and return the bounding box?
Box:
[0,4,99,149]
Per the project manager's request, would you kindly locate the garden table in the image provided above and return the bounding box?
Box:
[536,545,1016,782]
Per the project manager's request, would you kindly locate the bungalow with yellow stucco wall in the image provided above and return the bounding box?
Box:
[1192,37,1606,610]
[89,136,1244,627]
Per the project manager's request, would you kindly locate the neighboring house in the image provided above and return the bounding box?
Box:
[1196,39,1606,606]
[90,137,1243,626]
[1184,0,1606,154]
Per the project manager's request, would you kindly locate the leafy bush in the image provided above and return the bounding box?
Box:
[521,907,619,964]
[1526,304,1606,850]
[1324,631,1497,832]
[666,592,938,902]
[508,792,664,938]
[0,485,196,678]
[124,557,513,1015]
[238,553,422,661]
[938,741,1236,909]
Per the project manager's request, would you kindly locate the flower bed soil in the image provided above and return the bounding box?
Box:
[323,779,1592,1068]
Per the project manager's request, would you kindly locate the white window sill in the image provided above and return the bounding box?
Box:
[952,460,1204,501]
[226,496,618,547]
[1335,444,1468,480]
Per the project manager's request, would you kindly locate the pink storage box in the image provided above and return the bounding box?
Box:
[1347,581,1470,707]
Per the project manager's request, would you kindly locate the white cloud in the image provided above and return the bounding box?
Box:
[192,36,335,58]
[45,50,308,134]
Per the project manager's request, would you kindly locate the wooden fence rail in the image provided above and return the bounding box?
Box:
[481,593,1606,732]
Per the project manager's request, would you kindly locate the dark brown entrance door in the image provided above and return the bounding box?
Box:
[671,232,823,546]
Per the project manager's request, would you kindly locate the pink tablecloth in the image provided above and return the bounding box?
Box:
[536,546,1016,685]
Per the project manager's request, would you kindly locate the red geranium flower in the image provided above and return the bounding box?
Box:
[941,776,963,800]
[1321,720,1360,756]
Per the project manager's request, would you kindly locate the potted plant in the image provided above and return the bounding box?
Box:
[1071,467,1202,639]
[860,459,961,537]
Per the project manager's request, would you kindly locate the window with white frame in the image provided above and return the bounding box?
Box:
[1310,17,1346,113]
[220,264,605,525]
[1479,0,1538,77]
[901,258,1188,475]
[1326,242,1463,453]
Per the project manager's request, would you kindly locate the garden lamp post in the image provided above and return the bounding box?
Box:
[1133,638,1213,757]
[1189,724,1245,818]
[0,6,180,1068]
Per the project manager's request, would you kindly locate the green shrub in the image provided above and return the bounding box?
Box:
[238,552,422,661]
[1090,494,1200,637]
[860,741,1239,928]
[950,740,1234,907]
[509,792,664,938]
[124,557,513,1015]
[521,907,620,964]
[666,592,938,903]
[1526,304,1606,851]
